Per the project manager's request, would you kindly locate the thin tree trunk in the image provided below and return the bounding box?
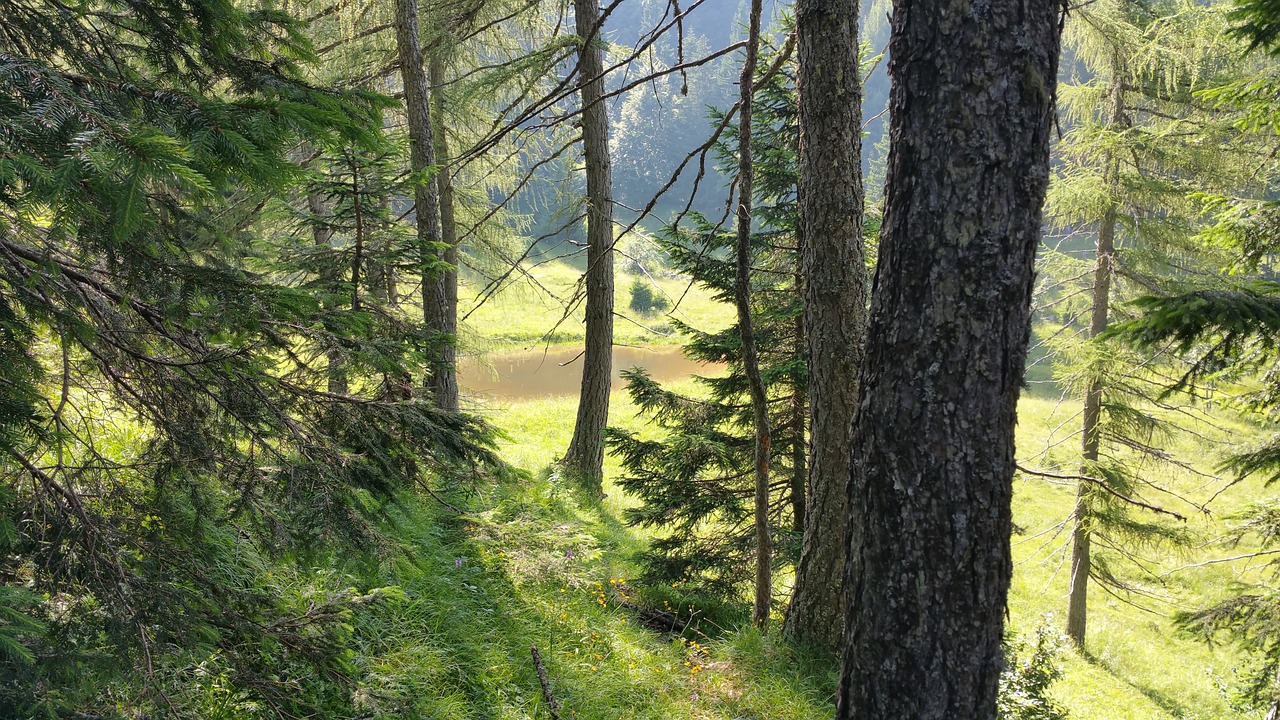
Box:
[563,0,616,492]
[350,156,365,316]
[784,0,866,651]
[394,0,452,409]
[1266,663,1280,720]
[1066,68,1125,648]
[790,293,807,535]
[310,192,347,396]
[732,0,771,630]
[836,0,1061,715]
[429,54,460,412]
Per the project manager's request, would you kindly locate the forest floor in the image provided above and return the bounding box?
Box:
[364,260,1270,720]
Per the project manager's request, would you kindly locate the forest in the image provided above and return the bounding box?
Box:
[4,0,1280,717]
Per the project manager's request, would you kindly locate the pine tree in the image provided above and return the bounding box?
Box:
[606,38,806,600]
[0,1,501,714]
[1035,0,1261,646]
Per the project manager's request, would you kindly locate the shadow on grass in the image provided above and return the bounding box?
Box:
[1079,647,1194,719]
[357,462,843,720]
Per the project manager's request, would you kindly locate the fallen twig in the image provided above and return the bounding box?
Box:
[531,645,560,720]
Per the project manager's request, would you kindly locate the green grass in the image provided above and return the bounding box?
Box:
[1009,394,1267,720]
[414,382,1269,720]
[336,263,1273,719]
[457,261,732,351]
[335,388,838,719]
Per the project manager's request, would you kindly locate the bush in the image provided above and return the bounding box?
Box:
[629,278,670,315]
[998,622,1069,720]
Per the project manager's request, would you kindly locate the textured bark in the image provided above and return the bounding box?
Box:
[836,0,1061,716]
[429,54,460,412]
[1066,70,1125,648]
[394,0,452,409]
[784,0,866,652]
[562,0,616,491]
[732,0,772,630]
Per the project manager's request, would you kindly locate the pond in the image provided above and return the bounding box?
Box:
[458,344,723,401]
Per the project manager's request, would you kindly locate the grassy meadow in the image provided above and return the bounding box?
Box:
[456,257,732,352]
[365,258,1275,720]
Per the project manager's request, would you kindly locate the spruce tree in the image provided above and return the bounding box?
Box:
[606,38,806,599]
[0,1,501,714]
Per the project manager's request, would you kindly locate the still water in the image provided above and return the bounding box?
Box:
[459,345,722,401]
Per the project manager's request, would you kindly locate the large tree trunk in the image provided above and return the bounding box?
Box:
[836,0,1061,716]
[394,0,453,410]
[732,0,771,630]
[783,0,866,652]
[1066,69,1125,648]
[429,54,460,412]
[562,0,616,492]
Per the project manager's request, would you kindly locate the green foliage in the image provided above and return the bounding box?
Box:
[629,277,671,315]
[606,35,806,597]
[999,624,1070,720]
[1033,0,1261,610]
[0,0,505,715]
[1228,0,1280,55]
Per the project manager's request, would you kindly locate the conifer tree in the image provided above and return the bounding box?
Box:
[607,38,806,600]
[0,1,501,713]
[785,0,867,649]
[1037,0,1260,646]
[563,0,618,491]
[836,0,1061,713]
[1110,32,1280,711]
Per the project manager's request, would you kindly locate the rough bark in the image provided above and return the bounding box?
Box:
[562,0,616,492]
[1066,69,1125,648]
[731,0,772,630]
[429,54,460,412]
[394,0,452,409]
[784,0,866,652]
[836,0,1061,716]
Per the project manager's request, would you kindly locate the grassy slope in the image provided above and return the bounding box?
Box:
[464,388,1263,720]
[457,261,732,351]
[376,259,1269,720]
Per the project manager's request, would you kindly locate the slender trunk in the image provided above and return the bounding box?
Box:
[310,192,347,396]
[429,54,460,412]
[563,0,616,491]
[784,0,866,651]
[836,0,1061,715]
[350,156,365,315]
[1066,67,1125,649]
[394,0,452,408]
[732,0,771,630]
[790,289,807,535]
[1266,664,1280,720]
[368,194,390,306]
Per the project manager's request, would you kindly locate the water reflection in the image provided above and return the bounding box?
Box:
[459,345,723,401]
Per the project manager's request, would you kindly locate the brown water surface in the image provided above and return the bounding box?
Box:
[459,345,722,401]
